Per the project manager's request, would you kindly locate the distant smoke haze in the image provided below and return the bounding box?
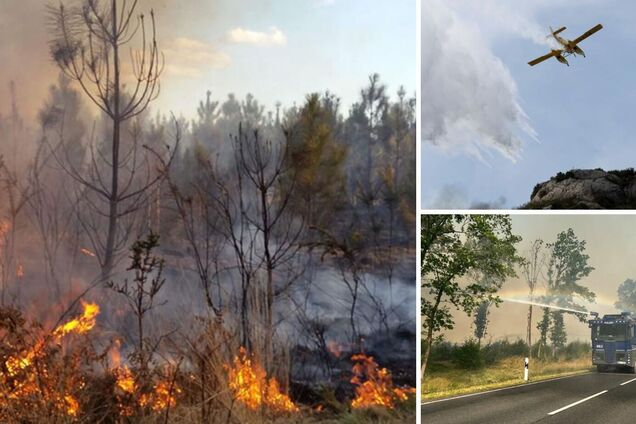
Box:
[435,214,636,343]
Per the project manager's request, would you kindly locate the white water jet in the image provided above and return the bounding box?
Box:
[501,297,589,315]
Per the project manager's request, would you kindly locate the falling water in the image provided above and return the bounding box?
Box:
[501,298,589,315]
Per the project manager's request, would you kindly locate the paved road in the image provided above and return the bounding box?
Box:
[422,372,636,423]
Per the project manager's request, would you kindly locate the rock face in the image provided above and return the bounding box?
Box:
[524,168,636,209]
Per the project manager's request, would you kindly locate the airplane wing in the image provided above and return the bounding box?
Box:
[573,24,603,44]
[528,50,560,66]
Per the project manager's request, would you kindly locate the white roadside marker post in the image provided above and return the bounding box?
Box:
[524,357,529,382]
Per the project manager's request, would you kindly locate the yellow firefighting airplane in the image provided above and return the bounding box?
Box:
[528,24,603,66]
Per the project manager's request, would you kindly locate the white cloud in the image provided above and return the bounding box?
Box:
[226,27,287,46]
[163,37,231,77]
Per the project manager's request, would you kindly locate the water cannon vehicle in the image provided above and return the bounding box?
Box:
[588,312,636,372]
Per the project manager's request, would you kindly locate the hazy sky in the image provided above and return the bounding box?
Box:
[422,0,636,208]
[0,0,415,122]
[439,214,636,343]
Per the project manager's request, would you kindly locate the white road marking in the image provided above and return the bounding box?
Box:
[547,390,608,415]
[620,377,636,386]
[421,373,590,405]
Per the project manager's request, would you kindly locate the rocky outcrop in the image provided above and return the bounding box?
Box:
[524,168,636,209]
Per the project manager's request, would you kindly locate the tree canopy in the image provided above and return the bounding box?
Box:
[421,214,522,377]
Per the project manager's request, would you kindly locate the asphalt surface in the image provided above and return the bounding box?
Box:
[422,372,636,423]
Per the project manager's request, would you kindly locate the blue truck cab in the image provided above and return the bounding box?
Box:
[588,312,636,373]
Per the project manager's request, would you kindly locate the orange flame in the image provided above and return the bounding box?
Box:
[5,340,45,377]
[53,301,100,337]
[350,354,415,409]
[226,347,298,413]
[80,248,96,257]
[146,380,181,412]
[2,299,101,418]
[109,339,123,369]
[115,366,136,395]
[327,340,342,358]
[111,341,181,415]
[64,395,80,417]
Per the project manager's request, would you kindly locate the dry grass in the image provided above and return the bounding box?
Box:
[423,356,592,400]
[161,398,416,423]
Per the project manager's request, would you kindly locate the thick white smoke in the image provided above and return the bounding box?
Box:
[422,0,539,162]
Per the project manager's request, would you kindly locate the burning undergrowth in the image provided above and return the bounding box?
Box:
[0,238,416,422]
[0,300,415,423]
[0,301,97,420]
[226,347,299,413]
[350,353,415,409]
[0,247,415,423]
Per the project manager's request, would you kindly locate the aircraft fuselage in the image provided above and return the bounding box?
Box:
[553,34,586,57]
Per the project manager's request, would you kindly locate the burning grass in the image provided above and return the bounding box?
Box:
[226,347,299,414]
[350,354,416,409]
[0,302,414,423]
[0,302,98,420]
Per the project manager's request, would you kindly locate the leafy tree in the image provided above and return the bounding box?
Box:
[536,308,551,358]
[421,214,522,378]
[544,228,595,353]
[345,73,389,198]
[549,310,567,350]
[192,90,221,151]
[285,93,347,228]
[453,339,483,369]
[615,279,636,312]
[472,276,500,346]
[473,300,490,346]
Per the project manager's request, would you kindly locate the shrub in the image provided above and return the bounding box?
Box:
[482,339,528,364]
[429,340,454,362]
[452,339,483,369]
[561,341,591,360]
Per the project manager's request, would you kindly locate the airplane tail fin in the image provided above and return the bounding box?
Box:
[552,26,567,36]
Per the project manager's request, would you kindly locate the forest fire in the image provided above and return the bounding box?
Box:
[1,300,99,418]
[111,349,181,415]
[350,354,415,409]
[53,301,100,337]
[227,347,299,413]
[0,0,416,421]
[5,302,98,378]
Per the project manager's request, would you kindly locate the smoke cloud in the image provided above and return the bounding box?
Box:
[422,0,537,162]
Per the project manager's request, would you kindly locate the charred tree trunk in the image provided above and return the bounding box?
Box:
[103,0,121,282]
[422,288,443,379]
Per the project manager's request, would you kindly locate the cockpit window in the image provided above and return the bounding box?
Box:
[594,324,628,340]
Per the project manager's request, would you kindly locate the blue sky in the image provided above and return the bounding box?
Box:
[0,0,415,121]
[156,0,416,117]
[422,0,636,208]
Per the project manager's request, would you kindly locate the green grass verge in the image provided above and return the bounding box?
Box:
[423,356,593,400]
